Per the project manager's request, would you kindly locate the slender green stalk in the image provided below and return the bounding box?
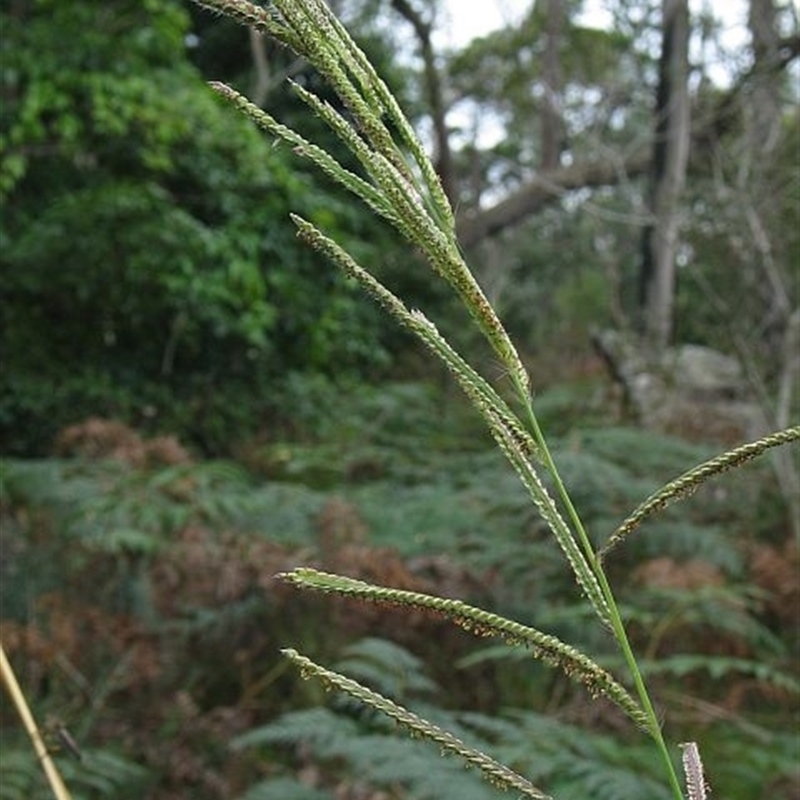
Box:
[590,559,685,799]
[510,383,685,799]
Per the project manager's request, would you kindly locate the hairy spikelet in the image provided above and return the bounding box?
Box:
[208,83,394,221]
[190,0,298,46]
[281,648,553,799]
[481,404,614,627]
[680,742,709,800]
[205,4,529,396]
[279,569,646,727]
[290,217,539,461]
[601,426,800,559]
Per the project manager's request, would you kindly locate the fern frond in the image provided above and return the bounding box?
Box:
[280,648,553,799]
[334,637,439,699]
[236,776,336,800]
[601,425,800,559]
[279,569,646,728]
[638,654,800,695]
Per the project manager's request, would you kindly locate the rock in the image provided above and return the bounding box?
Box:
[667,344,744,399]
[592,330,765,443]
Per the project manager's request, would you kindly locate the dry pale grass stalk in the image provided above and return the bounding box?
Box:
[0,641,73,800]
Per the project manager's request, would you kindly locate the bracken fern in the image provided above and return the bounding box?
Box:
[189,2,800,798]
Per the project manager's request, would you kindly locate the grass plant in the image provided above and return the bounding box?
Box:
[8,1,795,797]
[186,1,800,798]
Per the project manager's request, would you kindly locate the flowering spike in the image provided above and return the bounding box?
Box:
[680,742,710,800]
[281,648,553,799]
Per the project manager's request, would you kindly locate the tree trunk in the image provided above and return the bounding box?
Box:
[249,27,271,107]
[745,0,800,540]
[747,0,782,158]
[451,17,797,250]
[456,150,650,247]
[638,0,691,353]
[391,0,456,203]
[540,0,565,171]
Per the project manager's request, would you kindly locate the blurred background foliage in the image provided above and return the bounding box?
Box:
[0,388,797,799]
[0,0,798,797]
[0,0,409,456]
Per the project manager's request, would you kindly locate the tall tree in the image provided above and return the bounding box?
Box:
[638,0,691,351]
[540,0,566,171]
[448,2,653,247]
[690,0,799,533]
[391,0,456,203]
[449,1,797,251]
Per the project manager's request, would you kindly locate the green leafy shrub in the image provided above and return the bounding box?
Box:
[0,0,394,456]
